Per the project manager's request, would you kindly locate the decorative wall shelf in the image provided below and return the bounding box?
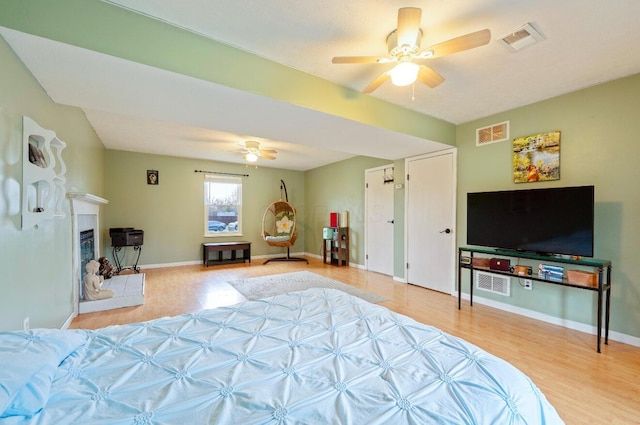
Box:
[22,116,67,229]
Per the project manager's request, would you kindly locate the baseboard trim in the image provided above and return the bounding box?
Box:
[457,293,640,348]
[141,260,201,269]
[303,253,365,269]
[133,253,315,269]
[60,312,74,330]
[139,252,332,269]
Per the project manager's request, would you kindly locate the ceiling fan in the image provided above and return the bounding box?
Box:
[239,140,277,162]
[332,7,491,93]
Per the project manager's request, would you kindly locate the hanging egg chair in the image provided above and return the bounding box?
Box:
[261,180,308,264]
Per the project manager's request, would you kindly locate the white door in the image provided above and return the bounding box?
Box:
[405,150,456,293]
[365,165,394,276]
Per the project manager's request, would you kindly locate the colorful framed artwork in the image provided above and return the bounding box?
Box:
[513,131,560,183]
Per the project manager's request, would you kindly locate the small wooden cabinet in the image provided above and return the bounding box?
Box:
[323,227,349,266]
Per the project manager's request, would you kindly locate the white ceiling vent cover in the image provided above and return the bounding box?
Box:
[500,23,545,52]
[476,120,509,146]
[476,271,510,296]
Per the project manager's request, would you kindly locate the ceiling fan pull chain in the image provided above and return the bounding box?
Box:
[412,82,415,101]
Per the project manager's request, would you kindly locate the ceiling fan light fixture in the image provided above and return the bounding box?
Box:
[332,8,489,93]
[389,61,419,86]
[245,152,258,162]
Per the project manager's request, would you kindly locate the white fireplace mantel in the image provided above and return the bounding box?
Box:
[68,192,108,207]
[68,192,108,317]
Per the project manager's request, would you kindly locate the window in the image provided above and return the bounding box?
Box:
[204,175,242,237]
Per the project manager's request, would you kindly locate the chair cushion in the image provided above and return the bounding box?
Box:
[265,235,291,243]
[275,212,294,236]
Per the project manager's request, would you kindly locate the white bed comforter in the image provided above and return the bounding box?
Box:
[4,288,563,424]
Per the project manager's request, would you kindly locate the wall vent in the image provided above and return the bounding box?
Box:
[476,271,510,296]
[476,121,509,146]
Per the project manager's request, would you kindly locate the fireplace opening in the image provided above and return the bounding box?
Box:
[80,229,95,296]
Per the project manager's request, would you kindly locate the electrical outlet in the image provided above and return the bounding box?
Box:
[524,279,533,290]
[23,317,30,330]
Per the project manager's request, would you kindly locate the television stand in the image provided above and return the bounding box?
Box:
[458,246,611,353]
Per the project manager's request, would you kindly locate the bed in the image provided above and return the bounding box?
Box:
[1,288,564,424]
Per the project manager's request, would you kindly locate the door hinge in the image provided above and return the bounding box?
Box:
[365,254,368,260]
[366,182,368,188]
[406,174,410,181]
[406,262,409,269]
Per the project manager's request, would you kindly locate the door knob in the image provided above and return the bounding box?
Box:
[440,228,451,234]
[387,220,394,224]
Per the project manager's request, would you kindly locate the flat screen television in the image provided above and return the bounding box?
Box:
[466,186,594,257]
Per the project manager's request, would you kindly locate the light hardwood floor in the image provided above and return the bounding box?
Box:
[70,258,640,424]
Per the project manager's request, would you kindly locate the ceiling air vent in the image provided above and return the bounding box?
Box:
[499,23,545,52]
[476,120,509,146]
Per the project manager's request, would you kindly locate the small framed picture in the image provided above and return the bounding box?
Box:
[147,170,159,185]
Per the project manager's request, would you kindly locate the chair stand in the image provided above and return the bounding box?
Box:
[263,247,309,264]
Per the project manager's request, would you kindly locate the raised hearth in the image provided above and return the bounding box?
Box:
[79,273,145,314]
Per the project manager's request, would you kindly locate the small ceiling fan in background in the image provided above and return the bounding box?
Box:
[332,7,491,93]
[239,140,277,162]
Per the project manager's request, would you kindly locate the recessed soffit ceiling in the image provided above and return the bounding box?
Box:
[3,0,640,170]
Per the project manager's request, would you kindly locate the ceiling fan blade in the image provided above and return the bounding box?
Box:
[397,7,422,47]
[332,56,393,64]
[362,72,390,93]
[260,149,278,154]
[425,29,491,59]
[261,153,277,160]
[417,65,445,88]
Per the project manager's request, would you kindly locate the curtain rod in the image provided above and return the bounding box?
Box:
[194,169,249,177]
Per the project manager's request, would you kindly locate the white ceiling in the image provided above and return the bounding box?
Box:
[3,0,640,170]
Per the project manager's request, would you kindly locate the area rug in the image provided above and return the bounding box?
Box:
[228,271,387,304]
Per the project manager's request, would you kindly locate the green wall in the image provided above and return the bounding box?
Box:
[456,73,640,338]
[0,36,104,331]
[104,151,410,277]
[304,157,391,265]
[301,155,409,275]
[104,150,305,264]
[104,151,407,272]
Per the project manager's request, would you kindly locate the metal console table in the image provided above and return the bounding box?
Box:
[458,246,612,353]
[112,244,142,274]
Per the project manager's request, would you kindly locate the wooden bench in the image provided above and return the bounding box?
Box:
[203,241,251,266]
